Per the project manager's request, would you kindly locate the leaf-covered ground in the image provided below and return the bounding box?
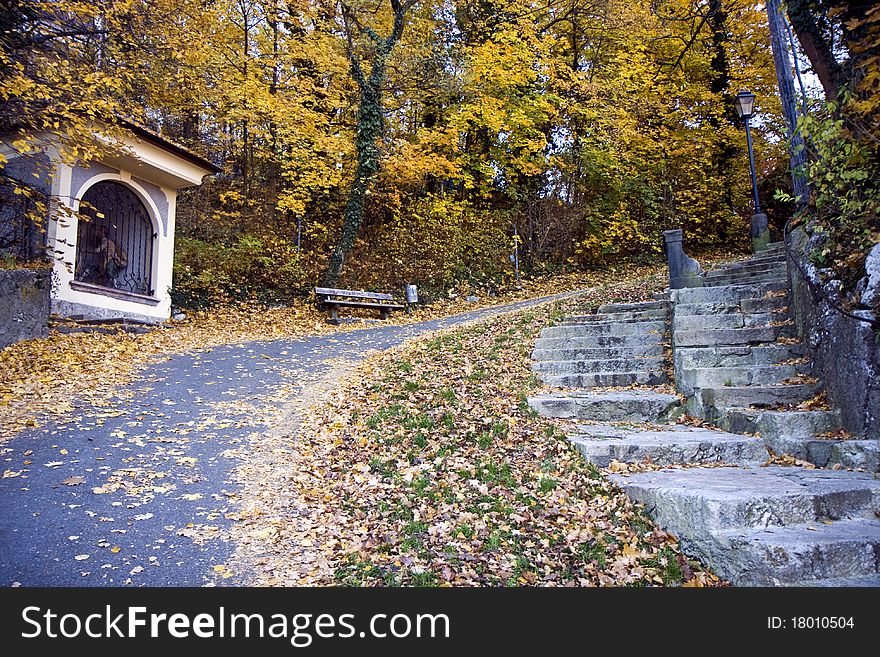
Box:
[228,268,722,587]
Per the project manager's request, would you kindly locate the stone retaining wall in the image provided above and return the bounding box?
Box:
[788,229,880,439]
[0,268,50,349]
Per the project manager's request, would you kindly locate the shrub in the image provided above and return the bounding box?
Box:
[789,95,880,291]
[171,235,307,309]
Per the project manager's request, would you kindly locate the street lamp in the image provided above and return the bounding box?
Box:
[511,223,521,286]
[734,90,769,252]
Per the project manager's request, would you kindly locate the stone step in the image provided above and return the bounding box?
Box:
[722,408,875,471]
[741,296,790,314]
[763,241,786,252]
[672,281,789,305]
[760,435,880,471]
[703,272,788,284]
[724,408,841,439]
[673,323,796,348]
[674,344,803,370]
[613,466,880,532]
[675,296,789,317]
[712,518,880,586]
[672,312,781,331]
[569,425,766,467]
[528,390,680,422]
[703,274,788,288]
[541,320,666,338]
[807,574,880,587]
[532,345,666,361]
[596,301,666,313]
[762,434,837,466]
[829,440,880,472]
[705,266,786,278]
[706,267,787,282]
[691,383,821,418]
[560,314,666,326]
[716,254,787,269]
[540,370,669,388]
[708,261,787,276]
[708,256,786,270]
[532,356,667,374]
[677,365,802,397]
[534,334,665,351]
[564,309,667,323]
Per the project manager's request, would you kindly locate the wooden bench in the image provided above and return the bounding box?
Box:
[314,287,406,323]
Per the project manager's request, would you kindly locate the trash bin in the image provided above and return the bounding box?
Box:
[405,284,418,304]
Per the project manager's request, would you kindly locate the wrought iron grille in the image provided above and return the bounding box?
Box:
[74,181,155,296]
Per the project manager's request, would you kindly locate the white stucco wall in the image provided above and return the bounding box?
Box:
[48,162,177,323]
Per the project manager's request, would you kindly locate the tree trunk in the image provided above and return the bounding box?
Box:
[707,1,737,224]
[322,1,410,287]
[786,0,844,100]
[766,0,809,209]
[323,79,384,286]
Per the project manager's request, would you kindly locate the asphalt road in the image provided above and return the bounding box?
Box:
[0,293,577,587]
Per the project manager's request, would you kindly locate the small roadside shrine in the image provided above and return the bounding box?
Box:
[2,119,219,324]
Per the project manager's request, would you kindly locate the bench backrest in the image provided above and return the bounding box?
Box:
[314,287,395,302]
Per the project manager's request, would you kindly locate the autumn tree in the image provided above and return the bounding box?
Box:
[0,1,140,261]
[323,0,419,286]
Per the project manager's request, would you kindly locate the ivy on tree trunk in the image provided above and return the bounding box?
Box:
[323,0,412,287]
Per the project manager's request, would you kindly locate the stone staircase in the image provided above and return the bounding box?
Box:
[529,300,679,423]
[674,243,879,470]
[528,242,880,586]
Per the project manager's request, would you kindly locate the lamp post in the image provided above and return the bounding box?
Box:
[734,91,770,252]
[511,224,521,287]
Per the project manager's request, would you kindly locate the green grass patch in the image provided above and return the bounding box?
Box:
[455,524,474,539]
[402,412,434,431]
[440,387,457,403]
[642,546,684,585]
[538,476,557,493]
[579,540,607,568]
[369,457,396,477]
[365,403,404,429]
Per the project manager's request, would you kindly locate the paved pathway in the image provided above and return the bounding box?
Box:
[0,293,577,586]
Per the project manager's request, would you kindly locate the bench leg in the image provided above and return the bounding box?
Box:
[380,309,390,320]
[328,307,339,324]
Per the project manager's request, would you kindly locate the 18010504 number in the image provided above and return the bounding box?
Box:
[791,617,854,629]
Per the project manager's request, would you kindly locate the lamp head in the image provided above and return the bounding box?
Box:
[734,91,756,119]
